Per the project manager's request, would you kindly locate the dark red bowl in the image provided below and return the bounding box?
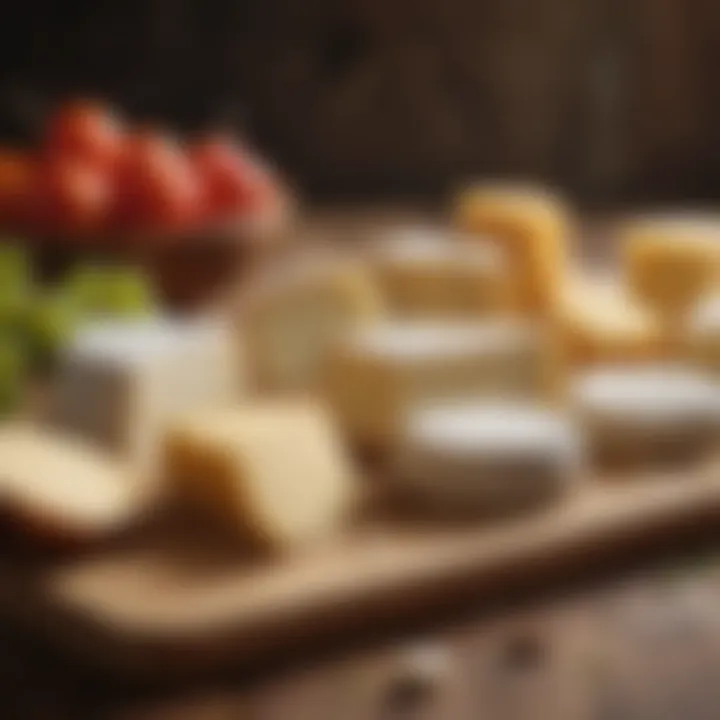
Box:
[22,198,294,312]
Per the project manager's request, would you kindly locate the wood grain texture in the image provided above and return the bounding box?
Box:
[4,457,720,683]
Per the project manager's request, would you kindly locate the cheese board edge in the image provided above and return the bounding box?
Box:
[2,462,720,682]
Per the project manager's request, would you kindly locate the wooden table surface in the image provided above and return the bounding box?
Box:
[4,208,720,719]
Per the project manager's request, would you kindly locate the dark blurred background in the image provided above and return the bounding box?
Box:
[2,0,720,205]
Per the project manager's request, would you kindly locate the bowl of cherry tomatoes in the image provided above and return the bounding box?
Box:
[0,100,292,310]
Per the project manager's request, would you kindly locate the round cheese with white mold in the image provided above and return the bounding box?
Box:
[393,402,583,518]
[572,364,720,467]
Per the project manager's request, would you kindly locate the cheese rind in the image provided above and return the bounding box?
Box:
[558,272,668,365]
[325,319,564,449]
[572,364,720,467]
[164,401,358,551]
[394,402,582,516]
[241,256,383,393]
[623,214,720,319]
[370,229,515,317]
[453,184,571,313]
[46,317,243,474]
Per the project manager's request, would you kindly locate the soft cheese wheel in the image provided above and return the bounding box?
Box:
[164,401,357,551]
[572,364,720,468]
[688,295,720,374]
[0,425,141,545]
[370,228,515,317]
[623,214,720,320]
[394,402,583,517]
[241,255,382,393]
[453,183,571,314]
[558,271,668,366]
[46,317,243,475]
[325,319,564,449]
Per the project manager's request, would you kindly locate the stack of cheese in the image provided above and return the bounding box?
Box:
[8,184,720,553]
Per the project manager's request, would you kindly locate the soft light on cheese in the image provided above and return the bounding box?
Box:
[686,294,720,375]
[45,317,243,474]
[452,183,571,314]
[0,425,141,543]
[369,228,516,317]
[324,319,564,449]
[558,271,668,365]
[164,401,357,551]
[241,256,383,393]
[622,214,720,319]
[572,364,720,467]
[394,402,583,516]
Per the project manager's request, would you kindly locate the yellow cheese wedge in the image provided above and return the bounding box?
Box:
[622,214,720,320]
[164,401,358,552]
[241,256,383,393]
[453,183,571,314]
[558,272,668,366]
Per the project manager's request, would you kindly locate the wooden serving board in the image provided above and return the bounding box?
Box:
[3,460,720,682]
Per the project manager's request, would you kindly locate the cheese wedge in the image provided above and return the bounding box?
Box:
[622,214,720,320]
[453,183,571,314]
[558,271,668,365]
[164,401,358,551]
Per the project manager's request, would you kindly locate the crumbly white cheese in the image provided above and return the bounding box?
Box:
[46,317,243,473]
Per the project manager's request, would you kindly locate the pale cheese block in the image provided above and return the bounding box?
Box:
[324,319,564,449]
[164,401,358,551]
[572,364,720,467]
[369,228,516,317]
[0,424,141,544]
[394,402,583,517]
[45,317,243,477]
[241,255,383,393]
[558,271,668,365]
[622,213,720,320]
[453,183,571,314]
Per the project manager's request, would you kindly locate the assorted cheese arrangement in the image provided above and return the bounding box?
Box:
[3,183,720,564]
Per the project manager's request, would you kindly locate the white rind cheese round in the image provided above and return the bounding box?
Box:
[572,364,720,466]
[393,402,583,517]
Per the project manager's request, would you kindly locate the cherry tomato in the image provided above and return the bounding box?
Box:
[38,157,113,236]
[190,135,276,221]
[116,131,203,234]
[46,100,124,171]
